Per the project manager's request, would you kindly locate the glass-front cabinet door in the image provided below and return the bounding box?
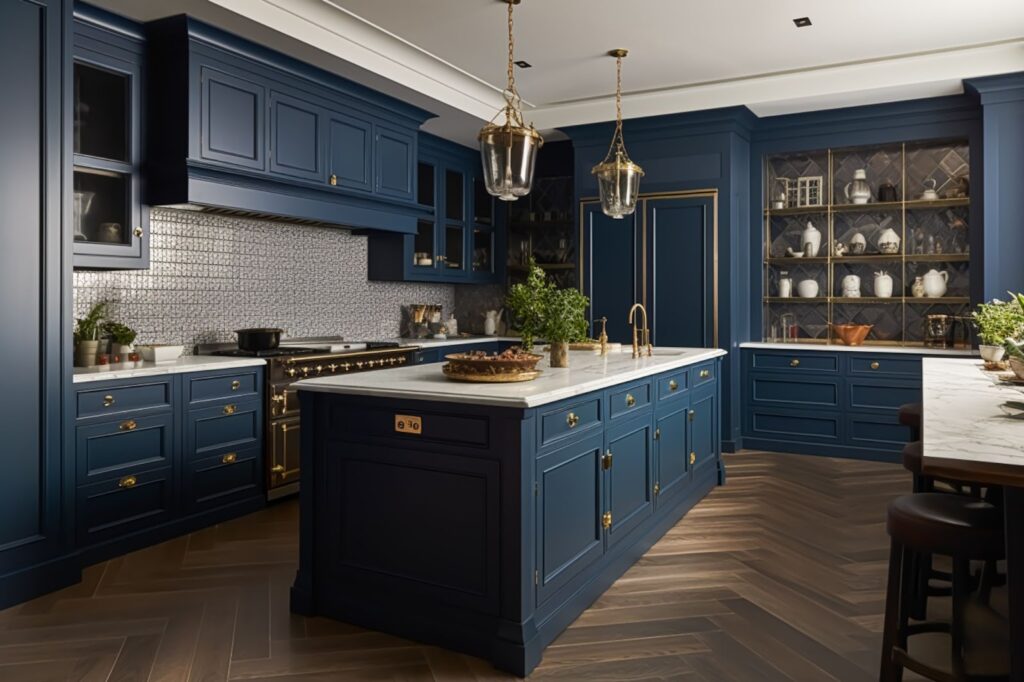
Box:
[472,227,495,278]
[72,18,148,269]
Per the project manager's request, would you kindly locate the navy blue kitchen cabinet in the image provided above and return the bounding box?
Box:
[72,4,149,269]
[741,347,943,461]
[145,15,431,233]
[293,357,723,676]
[579,203,641,344]
[368,133,504,283]
[0,0,74,610]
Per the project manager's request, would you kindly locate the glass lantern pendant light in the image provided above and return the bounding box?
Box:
[592,49,644,218]
[478,0,543,201]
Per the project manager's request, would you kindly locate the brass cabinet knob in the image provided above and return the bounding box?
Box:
[790,359,800,367]
[625,393,636,407]
[222,452,237,464]
[870,361,880,370]
[329,174,338,186]
[119,419,137,431]
[601,511,612,530]
[654,427,661,440]
[231,380,241,391]
[566,412,580,428]
[103,394,115,407]
[690,451,696,465]
[118,475,137,488]
[668,379,678,391]
[271,464,285,474]
[223,404,236,415]
[699,369,710,378]
[133,226,143,238]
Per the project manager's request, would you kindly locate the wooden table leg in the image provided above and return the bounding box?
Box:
[1006,486,1024,682]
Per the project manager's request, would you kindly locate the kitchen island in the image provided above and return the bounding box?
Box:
[290,347,725,676]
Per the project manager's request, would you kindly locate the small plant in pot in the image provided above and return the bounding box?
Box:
[103,321,138,367]
[505,260,553,351]
[972,293,1024,362]
[73,301,108,367]
[541,286,590,368]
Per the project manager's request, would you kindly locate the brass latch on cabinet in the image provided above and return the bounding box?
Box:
[654,428,661,440]
[653,482,660,496]
[118,475,137,489]
[688,410,695,422]
[602,511,612,530]
[329,174,338,186]
[690,451,697,465]
[602,451,613,470]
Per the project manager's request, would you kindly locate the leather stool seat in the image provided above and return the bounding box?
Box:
[887,493,1004,559]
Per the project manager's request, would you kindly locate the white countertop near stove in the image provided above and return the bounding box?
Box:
[73,356,266,384]
[296,347,726,408]
[740,342,977,356]
[923,358,1024,467]
[393,336,524,348]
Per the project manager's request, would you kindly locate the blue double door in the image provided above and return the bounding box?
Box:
[581,194,716,348]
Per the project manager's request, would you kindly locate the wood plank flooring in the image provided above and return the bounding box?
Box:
[0,451,915,681]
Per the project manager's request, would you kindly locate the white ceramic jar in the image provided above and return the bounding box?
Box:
[797,279,820,298]
[874,271,894,298]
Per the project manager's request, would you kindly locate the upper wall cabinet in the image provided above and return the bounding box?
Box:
[145,15,432,234]
[72,5,149,269]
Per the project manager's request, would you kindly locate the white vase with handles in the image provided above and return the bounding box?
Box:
[922,269,949,297]
[874,271,894,298]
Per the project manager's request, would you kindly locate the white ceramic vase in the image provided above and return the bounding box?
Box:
[979,344,1005,362]
[841,274,861,298]
[801,221,822,257]
[797,279,820,298]
[874,271,893,298]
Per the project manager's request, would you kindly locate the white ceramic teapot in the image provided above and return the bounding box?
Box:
[841,274,861,298]
[922,269,948,297]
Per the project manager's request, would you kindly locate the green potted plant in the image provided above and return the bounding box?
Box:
[541,285,590,368]
[73,301,108,367]
[1005,336,1024,380]
[972,293,1024,362]
[103,321,138,369]
[505,260,553,351]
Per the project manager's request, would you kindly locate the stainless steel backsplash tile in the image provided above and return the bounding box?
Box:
[73,208,454,351]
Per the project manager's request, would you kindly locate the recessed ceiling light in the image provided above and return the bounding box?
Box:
[514,60,532,68]
[793,17,812,27]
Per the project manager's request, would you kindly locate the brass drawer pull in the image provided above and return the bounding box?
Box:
[668,379,678,392]
[223,404,236,415]
[222,452,237,464]
[601,511,612,530]
[699,369,710,378]
[625,393,636,407]
[329,173,338,186]
[103,394,115,407]
[689,451,696,465]
[231,380,241,390]
[790,359,800,367]
[270,464,285,474]
[118,475,137,489]
[119,419,137,431]
[566,412,580,428]
[870,361,880,370]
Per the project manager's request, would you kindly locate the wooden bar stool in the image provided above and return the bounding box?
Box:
[899,402,922,442]
[880,493,1008,682]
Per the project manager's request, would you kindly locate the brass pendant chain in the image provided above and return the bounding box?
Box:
[614,54,624,155]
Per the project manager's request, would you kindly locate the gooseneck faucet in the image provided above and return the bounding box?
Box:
[627,303,652,358]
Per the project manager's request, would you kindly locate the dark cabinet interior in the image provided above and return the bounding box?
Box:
[74,62,128,161]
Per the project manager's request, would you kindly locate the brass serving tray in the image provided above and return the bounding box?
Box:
[442,364,542,383]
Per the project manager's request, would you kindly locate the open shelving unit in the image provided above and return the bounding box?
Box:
[506,176,577,289]
[763,139,973,346]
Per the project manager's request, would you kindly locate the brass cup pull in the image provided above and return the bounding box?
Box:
[329,174,338,186]
[133,226,143,238]
[601,511,612,530]
[870,361,880,370]
[231,380,241,391]
[790,359,800,367]
[223,404,237,415]
[668,379,678,392]
[119,419,137,431]
[625,394,636,407]
[222,452,237,464]
[566,412,580,428]
[118,475,137,489]
[699,369,710,378]
[103,394,115,407]
[689,451,696,465]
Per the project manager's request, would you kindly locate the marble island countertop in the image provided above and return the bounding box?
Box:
[923,358,1024,467]
[296,347,726,408]
[73,356,266,383]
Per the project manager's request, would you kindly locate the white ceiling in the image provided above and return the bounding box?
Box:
[95,0,1024,145]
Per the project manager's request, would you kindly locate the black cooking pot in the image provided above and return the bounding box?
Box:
[235,328,283,352]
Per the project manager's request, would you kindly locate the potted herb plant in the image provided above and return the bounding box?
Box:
[541,285,590,368]
[506,260,553,351]
[73,301,108,367]
[972,293,1024,362]
[103,321,138,359]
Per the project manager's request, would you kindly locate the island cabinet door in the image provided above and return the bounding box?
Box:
[689,386,718,477]
[323,442,500,615]
[604,415,654,549]
[535,433,605,606]
[654,403,689,509]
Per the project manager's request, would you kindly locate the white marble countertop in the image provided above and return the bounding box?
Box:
[296,347,727,408]
[392,336,523,349]
[740,342,977,356]
[923,358,1024,467]
[73,356,266,384]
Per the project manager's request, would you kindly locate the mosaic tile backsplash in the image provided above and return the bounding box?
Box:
[73,208,455,351]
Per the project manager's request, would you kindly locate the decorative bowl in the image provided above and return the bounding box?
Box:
[137,344,184,363]
[443,348,543,377]
[831,323,873,346]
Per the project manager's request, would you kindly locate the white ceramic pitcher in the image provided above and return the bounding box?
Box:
[922,269,948,297]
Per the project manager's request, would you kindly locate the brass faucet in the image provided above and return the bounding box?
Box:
[597,317,609,356]
[627,303,652,358]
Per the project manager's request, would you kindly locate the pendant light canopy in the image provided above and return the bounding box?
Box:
[592,49,644,219]
[478,0,543,201]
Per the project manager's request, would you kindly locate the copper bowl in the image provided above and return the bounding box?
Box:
[831,323,873,346]
[444,351,544,375]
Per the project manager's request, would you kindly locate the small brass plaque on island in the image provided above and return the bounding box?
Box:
[394,414,422,435]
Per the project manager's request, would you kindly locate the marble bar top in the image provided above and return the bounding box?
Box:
[741,341,977,356]
[73,356,266,384]
[297,347,727,408]
[923,358,1024,468]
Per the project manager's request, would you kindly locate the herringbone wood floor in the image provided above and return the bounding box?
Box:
[0,452,917,681]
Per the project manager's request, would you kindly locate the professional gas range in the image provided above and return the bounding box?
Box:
[198,338,418,499]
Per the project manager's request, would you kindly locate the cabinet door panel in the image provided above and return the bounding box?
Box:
[536,434,604,605]
[689,387,717,475]
[76,414,174,485]
[76,468,175,547]
[375,124,414,200]
[581,203,639,344]
[269,91,322,182]
[200,66,265,171]
[327,113,372,193]
[656,405,689,507]
[605,419,653,547]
